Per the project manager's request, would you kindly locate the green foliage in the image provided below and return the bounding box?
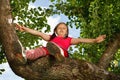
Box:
[0,43,7,64]
[108,49,120,74]
[0,43,6,75]
[10,0,51,48]
[0,69,5,74]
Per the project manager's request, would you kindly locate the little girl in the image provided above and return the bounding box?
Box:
[15,22,106,62]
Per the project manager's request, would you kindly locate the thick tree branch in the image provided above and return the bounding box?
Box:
[98,33,120,69]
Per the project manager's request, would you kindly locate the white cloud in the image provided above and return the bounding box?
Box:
[47,16,61,33]
[28,4,36,9]
[29,0,49,9]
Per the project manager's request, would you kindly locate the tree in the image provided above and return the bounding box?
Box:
[0,0,120,80]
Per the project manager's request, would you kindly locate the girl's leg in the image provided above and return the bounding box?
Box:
[46,42,65,61]
[26,47,48,60]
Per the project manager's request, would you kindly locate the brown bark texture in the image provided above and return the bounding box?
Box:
[0,0,120,80]
[98,33,120,69]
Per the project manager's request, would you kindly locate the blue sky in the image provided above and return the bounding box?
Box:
[0,0,80,80]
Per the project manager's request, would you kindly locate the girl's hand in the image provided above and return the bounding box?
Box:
[15,23,25,32]
[95,35,106,43]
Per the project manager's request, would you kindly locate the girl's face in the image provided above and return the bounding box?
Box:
[56,24,68,37]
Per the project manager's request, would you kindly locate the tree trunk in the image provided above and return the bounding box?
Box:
[98,33,120,69]
[0,0,120,80]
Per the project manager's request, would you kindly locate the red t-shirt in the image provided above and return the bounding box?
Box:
[50,36,72,50]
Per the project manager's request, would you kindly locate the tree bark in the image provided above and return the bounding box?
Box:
[98,33,120,69]
[0,0,120,80]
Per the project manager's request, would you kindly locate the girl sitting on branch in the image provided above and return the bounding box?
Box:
[15,22,106,62]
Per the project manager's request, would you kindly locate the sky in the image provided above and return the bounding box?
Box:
[0,0,80,80]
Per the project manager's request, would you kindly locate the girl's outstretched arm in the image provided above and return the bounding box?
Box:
[71,35,106,45]
[15,24,51,41]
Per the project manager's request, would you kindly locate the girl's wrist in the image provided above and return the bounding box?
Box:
[20,28,25,32]
[94,38,98,43]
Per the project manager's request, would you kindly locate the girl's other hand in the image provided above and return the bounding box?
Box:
[96,35,106,43]
[15,23,25,32]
